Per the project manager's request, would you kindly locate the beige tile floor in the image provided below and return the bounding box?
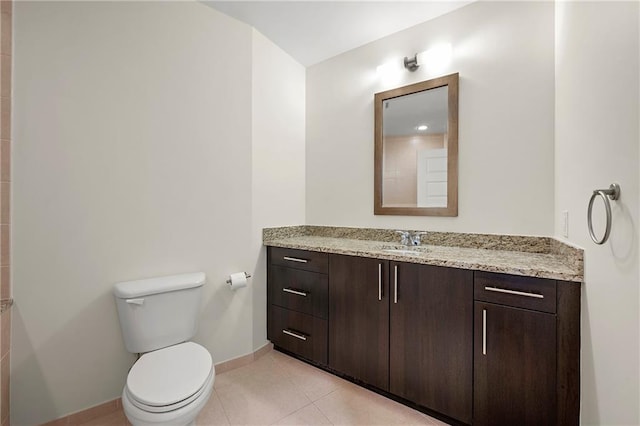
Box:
[79,350,449,426]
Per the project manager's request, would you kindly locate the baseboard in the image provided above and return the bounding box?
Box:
[41,342,273,425]
[214,341,273,374]
[41,399,121,426]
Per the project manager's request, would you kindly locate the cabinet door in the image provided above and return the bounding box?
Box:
[389,263,473,424]
[328,254,389,391]
[474,302,557,426]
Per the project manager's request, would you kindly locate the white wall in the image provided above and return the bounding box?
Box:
[555,2,639,424]
[10,1,639,424]
[306,1,555,236]
[12,2,257,424]
[250,29,306,349]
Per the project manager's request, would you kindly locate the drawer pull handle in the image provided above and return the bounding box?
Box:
[482,309,487,355]
[484,286,544,299]
[283,256,308,263]
[282,329,307,341]
[378,263,382,301]
[283,288,308,297]
[394,265,398,304]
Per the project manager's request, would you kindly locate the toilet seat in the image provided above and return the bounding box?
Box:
[125,342,213,414]
[126,368,214,413]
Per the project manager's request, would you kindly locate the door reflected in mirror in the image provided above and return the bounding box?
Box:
[374,73,458,216]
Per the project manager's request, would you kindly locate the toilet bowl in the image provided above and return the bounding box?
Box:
[121,342,215,426]
[113,272,213,426]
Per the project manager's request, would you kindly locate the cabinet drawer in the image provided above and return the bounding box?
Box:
[269,305,328,365]
[270,247,328,274]
[474,272,556,314]
[270,265,328,319]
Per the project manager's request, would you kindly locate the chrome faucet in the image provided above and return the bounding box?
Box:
[410,231,427,246]
[396,230,411,246]
[396,231,427,246]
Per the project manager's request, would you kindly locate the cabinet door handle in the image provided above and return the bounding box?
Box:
[484,286,544,299]
[394,265,398,304]
[283,288,308,297]
[283,256,308,263]
[282,329,307,341]
[482,309,487,355]
[378,263,382,301]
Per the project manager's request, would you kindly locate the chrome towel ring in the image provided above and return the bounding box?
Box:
[587,183,620,245]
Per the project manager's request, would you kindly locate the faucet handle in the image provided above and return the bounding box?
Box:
[395,230,411,246]
[410,231,428,246]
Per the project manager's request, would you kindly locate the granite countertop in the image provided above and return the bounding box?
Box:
[263,226,584,283]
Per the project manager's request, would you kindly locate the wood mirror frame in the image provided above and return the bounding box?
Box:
[374,73,459,216]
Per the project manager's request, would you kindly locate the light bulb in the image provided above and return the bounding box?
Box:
[376,58,402,85]
[417,43,453,73]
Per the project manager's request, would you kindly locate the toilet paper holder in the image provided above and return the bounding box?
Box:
[226,272,251,284]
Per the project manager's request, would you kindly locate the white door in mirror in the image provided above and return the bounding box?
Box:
[417,148,447,208]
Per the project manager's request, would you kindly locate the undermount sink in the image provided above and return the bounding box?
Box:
[382,249,422,255]
[381,246,428,255]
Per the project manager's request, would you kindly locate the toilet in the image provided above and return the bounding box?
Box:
[114,272,214,426]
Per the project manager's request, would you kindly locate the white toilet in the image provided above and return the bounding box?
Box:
[114,272,214,426]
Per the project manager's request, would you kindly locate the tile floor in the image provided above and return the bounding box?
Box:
[79,349,448,425]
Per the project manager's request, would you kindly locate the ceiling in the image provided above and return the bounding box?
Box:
[203,1,472,67]
[384,86,448,136]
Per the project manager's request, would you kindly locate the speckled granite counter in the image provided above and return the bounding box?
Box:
[263,226,583,282]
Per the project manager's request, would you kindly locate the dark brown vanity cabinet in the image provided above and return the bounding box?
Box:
[267,248,580,426]
[267,247,329,364]
[473,272,580,426]
[389,262,473,424]
[328,255,473,424]
[328,254,390,390]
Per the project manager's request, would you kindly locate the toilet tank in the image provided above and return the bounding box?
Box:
[114,272,205,353]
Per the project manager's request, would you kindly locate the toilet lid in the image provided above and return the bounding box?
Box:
[126,342,212,407]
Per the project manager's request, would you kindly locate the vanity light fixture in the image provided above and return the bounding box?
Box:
[378,43,452,81]
[402,43,453,74]
[404,54,420,72]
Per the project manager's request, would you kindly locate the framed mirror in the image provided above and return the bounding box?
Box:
[374,73,458,216]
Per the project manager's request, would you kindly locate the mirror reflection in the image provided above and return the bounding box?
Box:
[382,86,448,208]
[374,73,458,216]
